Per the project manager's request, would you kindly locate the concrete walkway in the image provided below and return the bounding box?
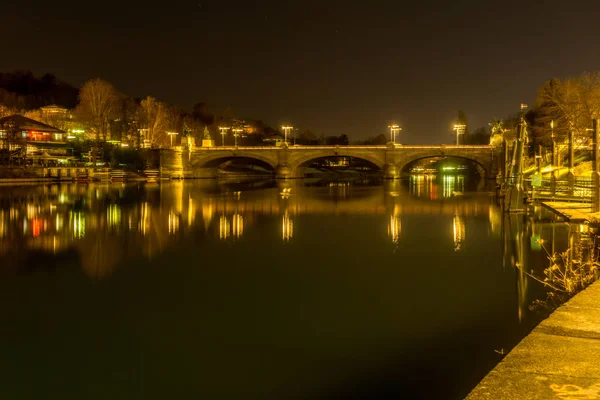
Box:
[467,280,600,399]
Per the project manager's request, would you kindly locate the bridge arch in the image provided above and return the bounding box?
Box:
[192,153,278,171]
[288,154,384,178]
[395,151,492,180]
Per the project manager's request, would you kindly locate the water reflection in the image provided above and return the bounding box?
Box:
[0,179,575,303]
[282,211,294,241]
[453,213,465,251]
[409,174,465,199]
[0,178,586,399]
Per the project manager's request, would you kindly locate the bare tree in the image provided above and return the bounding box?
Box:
[536,77,586,139]
[138,96,170,148]
[75,78,119,162]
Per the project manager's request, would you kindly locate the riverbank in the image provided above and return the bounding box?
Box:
[467,279,600,399]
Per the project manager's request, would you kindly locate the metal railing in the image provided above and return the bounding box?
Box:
[522,177,594,202]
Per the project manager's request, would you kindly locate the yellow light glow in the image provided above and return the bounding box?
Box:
[220,215,230,239]
[232,213,243,238]
[168,210,180,234]
[388,214,401,244]
[453,214,465,251]
[107,204,121,228]
[72,211,86,239]
[282,211,293,241]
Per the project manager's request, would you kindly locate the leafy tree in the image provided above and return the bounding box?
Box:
[359,133,387,145]
[192,102,214,126]
[462,126,489,144]
[296,129,318,145]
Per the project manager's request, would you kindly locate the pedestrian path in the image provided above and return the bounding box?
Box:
[467,280,600,399]
[541,201,600,223]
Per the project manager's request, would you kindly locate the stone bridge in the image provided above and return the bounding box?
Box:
[160,144,501,179]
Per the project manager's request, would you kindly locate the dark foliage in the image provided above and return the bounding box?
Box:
[0,70,79,109]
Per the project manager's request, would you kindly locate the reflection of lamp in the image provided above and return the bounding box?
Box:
[453,213,465,251]
[168,210,180,234]
[139,202,150,235]
[202,200,214,231]
[232,213,243,238]
[388,214,401,244]
[72,211,85,239]
[220,215,230,240]
[188,195,195,227]
[282,211,293,241]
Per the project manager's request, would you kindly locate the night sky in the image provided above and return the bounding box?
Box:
[3,0,600,143]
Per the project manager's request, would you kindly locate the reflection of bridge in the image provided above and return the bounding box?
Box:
[199,194,491,217]
[160,144,500,180]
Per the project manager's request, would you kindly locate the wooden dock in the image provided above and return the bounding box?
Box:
[541,201,600,223]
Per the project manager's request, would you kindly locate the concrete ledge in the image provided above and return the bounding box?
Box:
[467,280,600,399]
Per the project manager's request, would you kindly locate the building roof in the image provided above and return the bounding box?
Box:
[40,104,68,112]
[0,114,65,133]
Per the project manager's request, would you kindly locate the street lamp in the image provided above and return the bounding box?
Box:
[167,131,179,147]
[453,124,466,146]
[218,126,230,146]
[232,128,243,146]
[281,125,293,144]
[388,124,401,143]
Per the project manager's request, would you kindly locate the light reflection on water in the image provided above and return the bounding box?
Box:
[0,176,579,399]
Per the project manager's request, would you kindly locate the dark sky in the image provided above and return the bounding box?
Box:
[3,1,600,143]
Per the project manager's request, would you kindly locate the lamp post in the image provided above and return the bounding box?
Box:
[167,131,179,147]
[453,124,466,146]
[232,128,243,146]
[218,126,230,146]
[388,124,401,144]
[281,125,293,144]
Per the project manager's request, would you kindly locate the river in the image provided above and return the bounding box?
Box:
[0,175,577,399]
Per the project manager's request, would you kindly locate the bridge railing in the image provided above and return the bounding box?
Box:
[190,144,493,151]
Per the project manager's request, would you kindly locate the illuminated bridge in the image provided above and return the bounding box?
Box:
[160,144,501,180]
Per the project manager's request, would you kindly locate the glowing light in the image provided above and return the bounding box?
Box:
[0,211,5,238]
[453,124,466,145]
[218,126,230,146]
[281,125,294,143]
[72,211,86,239]
[167,131,179,147]
[107,204,121,228]
[232,213,243,238]
[188,195,195,227]
[202,201,215,230]
[55,213,63,232]
[32,217,41,237]
[219,215,230,239]
[168,210,180,234]
[388,214,401,245]
[139,202,150,235]
[453,213,465,251]
[282,211,293,241]
[388,124,402,143]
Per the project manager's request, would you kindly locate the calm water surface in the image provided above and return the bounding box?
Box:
[0,176,574,399]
